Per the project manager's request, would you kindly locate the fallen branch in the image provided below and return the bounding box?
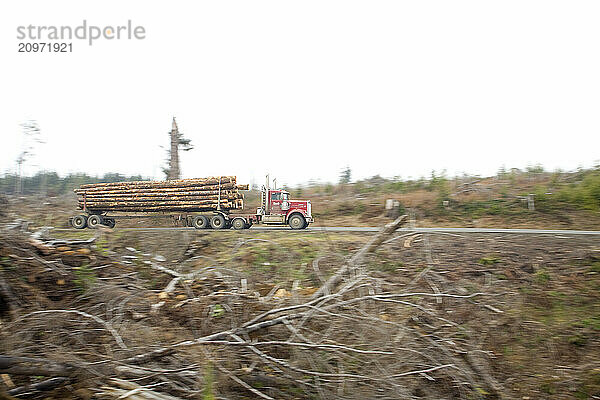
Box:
[311,215,407,299]
[0,356,76,377]
[100,378,183,400]
[7,377,68,396]
[213,363,275,400]
[8,309,128,350]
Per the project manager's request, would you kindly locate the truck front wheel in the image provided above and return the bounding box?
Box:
[210,214,226,229]
[232,218,246,230]
[288,214,306,230]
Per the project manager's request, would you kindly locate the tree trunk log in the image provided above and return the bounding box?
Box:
[75,177,247,212]
[0,356,76,377]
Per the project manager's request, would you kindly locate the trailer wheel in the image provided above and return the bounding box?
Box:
[71,215,87,229]
[105,219,116,228]
[192,215,209,229]
[232,218,246,230]
[210,214,226,229]
[288,214,306,230]
[88,215,103,229]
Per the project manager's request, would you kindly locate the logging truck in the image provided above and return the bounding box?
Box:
[69,175,313,230]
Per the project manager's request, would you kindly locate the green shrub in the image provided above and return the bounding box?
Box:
[202,363,215,400]
[537,169,600,212]
[478,256,502,265]
[73,264,97,292]
[535,269,551,285]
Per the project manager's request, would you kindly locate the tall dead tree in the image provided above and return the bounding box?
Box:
[164,118,193,180]
[15,120,43,194]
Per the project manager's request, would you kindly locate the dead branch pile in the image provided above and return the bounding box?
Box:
[0,217,507,399]
[74,177,248,212]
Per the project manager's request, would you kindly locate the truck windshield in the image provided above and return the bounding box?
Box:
[271,193,281,201]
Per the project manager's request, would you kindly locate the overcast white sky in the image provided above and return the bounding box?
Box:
[1,0,598,187]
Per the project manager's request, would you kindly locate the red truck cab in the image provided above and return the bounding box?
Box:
[257,189,313,229]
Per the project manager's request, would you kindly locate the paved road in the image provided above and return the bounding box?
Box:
[93,226,600,235]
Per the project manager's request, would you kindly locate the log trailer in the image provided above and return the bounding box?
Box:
[69,175,313,230]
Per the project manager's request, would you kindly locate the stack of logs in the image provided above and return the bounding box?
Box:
[74,176,248,212]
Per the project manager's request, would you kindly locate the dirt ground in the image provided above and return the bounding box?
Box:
[1,193,600,399]
[109,229,600,399]
[1,217,599,399]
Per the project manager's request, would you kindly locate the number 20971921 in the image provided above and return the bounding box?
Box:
[18,42,72,52]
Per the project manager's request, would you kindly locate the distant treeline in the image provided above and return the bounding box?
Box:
[0,172,147,196]
[295,165,600,213]
[2,166,599,213]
